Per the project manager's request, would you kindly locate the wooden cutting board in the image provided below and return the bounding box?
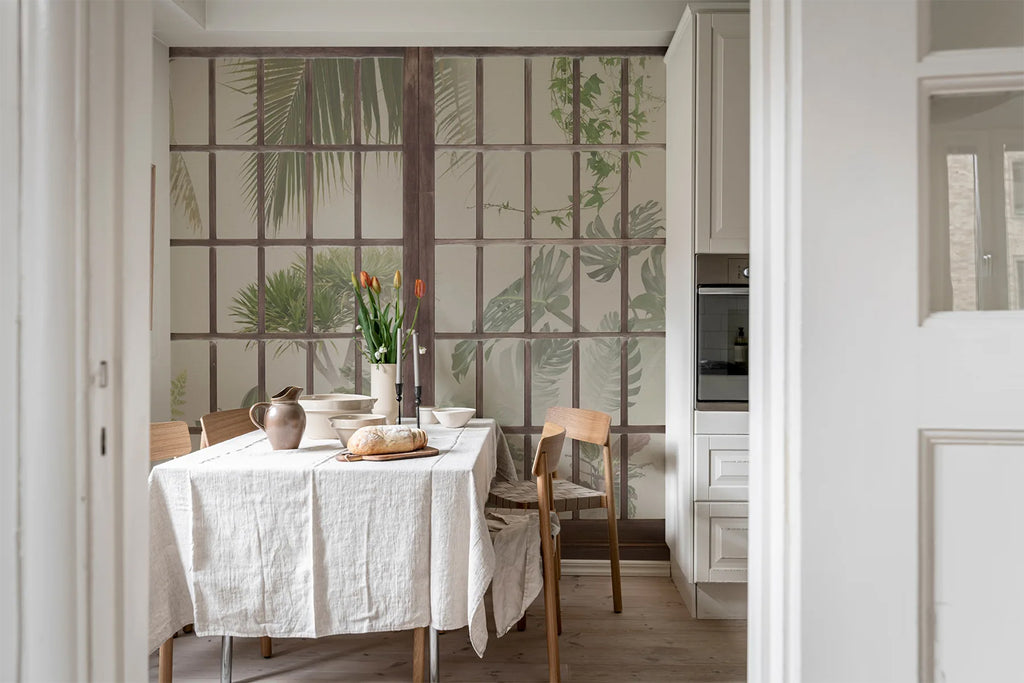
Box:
[335,446,440,462]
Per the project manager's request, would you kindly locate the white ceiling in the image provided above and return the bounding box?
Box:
[155,0,694,47]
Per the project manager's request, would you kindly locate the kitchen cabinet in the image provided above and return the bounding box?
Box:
[693,424,749,584]
[693,11,750,253]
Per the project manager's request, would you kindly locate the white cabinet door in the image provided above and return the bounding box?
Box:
[694,434,750,501]
[695,501,748,582]
[695,12,749,254]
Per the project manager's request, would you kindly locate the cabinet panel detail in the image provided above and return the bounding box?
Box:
[695,501,748,582]
[695,12,750,254]
[695,434,749,500]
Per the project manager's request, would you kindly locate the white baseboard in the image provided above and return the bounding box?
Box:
[560,559,671,577]
[696,582,747,619]
[671,557,697,617]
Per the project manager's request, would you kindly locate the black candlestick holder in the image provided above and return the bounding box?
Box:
[395,382,403,424]
[414,385,422,428]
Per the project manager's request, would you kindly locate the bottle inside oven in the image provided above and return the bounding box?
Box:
[695,285,749,404]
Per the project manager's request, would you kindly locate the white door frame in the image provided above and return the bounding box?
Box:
[747,0,802,680]
[5,1,153,679]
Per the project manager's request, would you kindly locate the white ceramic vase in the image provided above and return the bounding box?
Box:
[368,363,399,425]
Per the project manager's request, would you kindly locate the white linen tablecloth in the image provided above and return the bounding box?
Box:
[149,418,518,657]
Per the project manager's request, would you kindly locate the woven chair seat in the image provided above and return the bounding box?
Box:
[489,479,607,512]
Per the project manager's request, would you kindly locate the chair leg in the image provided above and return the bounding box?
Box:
[541,539,561,682]
[555,532,562,581]
[260,636,272,658]
[413,627,427,683]
[606,501,622,613]
[554,568,562,636]
[158,637,173,683]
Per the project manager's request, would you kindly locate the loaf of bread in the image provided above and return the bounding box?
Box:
[346,425,428,455]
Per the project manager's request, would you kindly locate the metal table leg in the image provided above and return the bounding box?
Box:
[220,635,232,683]
[429,626,440,683]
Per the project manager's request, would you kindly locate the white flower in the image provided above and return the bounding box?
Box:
[374,349,382,359]
[378,345,387,355]
[355,324,362,331]
[418,346,427,355]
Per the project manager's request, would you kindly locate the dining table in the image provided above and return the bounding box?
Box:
[148,417,528,683]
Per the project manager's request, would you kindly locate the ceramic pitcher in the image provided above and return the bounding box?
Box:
[250,385,306,450]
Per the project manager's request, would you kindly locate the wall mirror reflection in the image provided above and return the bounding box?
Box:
[928,90,1024,313]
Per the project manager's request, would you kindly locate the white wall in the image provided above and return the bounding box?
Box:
[0,0,21,678]
[153,40,171,420]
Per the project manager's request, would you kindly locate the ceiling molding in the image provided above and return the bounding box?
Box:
[155,0,694,47]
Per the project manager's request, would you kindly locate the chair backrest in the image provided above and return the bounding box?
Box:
[531,422,567,477]
[200,408,256,447]
[150,421,192,462]
[545,406,611,446]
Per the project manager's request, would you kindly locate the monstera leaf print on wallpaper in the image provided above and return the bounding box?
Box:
[432,55,666,518]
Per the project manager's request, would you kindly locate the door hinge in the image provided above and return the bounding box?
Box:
[100,427,106,456]
[98,361,108,388]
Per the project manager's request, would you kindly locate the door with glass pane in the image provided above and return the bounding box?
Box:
[748,2,1024,679]
[930,92,1024,311]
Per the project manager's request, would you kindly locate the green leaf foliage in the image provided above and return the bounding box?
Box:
[220,57,403,235]
[170,152,203,234]
[449,246,573,382]
[170,370,188,420]
[580,199,664,283]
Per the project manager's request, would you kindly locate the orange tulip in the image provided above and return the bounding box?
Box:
[370,276,382,294]
[414,279,426,299]
[359,271,370,289]
[393,270,402,289]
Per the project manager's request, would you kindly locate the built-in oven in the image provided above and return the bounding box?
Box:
[695,255,749,407]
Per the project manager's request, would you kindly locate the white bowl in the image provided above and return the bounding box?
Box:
[418,406,438,425]
[330,413,387,447]
[432,407,475,429]
[299,394,377,439]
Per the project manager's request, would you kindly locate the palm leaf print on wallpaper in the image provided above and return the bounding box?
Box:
[168,54,665,519]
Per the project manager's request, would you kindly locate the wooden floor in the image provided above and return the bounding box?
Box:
[150,576,746,682]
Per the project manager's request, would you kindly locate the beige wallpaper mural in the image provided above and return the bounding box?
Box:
[168,50,666,522]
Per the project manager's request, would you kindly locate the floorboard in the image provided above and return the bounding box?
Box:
[149,576,746,682]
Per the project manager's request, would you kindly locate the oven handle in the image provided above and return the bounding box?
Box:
[697,286,749,295]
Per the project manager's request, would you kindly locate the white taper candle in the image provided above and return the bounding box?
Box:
[412,330,420,385]
[396,328,403,382]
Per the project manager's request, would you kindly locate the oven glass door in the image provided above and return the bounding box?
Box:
[696,286,749,403]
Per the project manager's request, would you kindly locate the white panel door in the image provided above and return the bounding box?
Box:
[746,1,1024,681]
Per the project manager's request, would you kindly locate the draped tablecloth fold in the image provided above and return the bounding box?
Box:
[149,419,515,658]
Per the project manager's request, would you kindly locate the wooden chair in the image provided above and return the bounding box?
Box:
[199,407,255,449]
[489,407,622,613]
[488,422,567,682]
[198,408,274,659]
[150,421,193,683]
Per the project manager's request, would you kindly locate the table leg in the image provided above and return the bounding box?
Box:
[413,627,427,683]
[429,626,440,683]
[220,635,232,683]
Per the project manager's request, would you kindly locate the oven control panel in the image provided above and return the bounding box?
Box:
[727,258,750,284]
